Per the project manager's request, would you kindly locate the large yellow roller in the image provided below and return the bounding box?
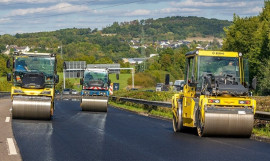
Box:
[81,96,108,112]
[172,50,257,137]
[6,52,59,120]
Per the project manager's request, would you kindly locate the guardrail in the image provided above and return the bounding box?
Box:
[111,96,171,107]
[255,111,270,121]
[111,96,270,121]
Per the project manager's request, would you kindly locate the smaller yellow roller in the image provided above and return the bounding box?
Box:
[80,68,110,112]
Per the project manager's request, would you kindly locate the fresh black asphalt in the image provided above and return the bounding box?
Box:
[12,100,270,161]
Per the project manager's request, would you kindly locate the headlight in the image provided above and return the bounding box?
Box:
[208,99,220,103]
[41,91,51,95]
[14,89,23,93]
[239,100,250,104]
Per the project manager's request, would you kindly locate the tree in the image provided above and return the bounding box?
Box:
[95,57,113,64]
[160,47,174,56]
[0,44,6,53]
[223,1,270,95]
[160,54,172,71]
[260,59,270,95]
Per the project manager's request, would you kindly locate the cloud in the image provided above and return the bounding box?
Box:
[0,0,77,4]
[171,0,261,8]
[159,7,200,14]
[0,18,11,23]
[241,6,262,15]
[125,9,151,16]
[168,0,263,18]
[0,0,265,34]
[9,2,90,16]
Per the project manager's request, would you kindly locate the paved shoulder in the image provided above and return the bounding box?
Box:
[0,98,22,161]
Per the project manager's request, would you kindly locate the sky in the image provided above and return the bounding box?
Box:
[0,0,265,35]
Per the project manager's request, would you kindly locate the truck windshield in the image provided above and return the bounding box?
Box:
[197,56,240,88]
[14,56,55,83]
[83,71,108,87]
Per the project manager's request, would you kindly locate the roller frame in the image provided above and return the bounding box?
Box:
[12,95,52,120]
[80,96,108,112]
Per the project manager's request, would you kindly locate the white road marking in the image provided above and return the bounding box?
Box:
[7,138,17,155]
[5,117,10,123]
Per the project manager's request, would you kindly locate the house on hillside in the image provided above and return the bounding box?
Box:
[150,54,158,58]
[122,58,148,65]
[2,45,31,55]
[3,45,17,55]
[14,46,30,52]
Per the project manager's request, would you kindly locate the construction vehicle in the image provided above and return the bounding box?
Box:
[80,68,110,112]
[172,50,257,137]
[6,52,59,120]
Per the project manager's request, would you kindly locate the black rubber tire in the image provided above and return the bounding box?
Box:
[173,101,184,132]
[196,109,204,137]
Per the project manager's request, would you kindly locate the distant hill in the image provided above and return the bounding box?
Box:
[1,16,231,47]
[0,16,231,62]
[102,16,232,41]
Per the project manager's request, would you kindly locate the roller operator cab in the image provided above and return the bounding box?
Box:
[80,68,110,112]
[7,52,59,120]
[172,50,257,137]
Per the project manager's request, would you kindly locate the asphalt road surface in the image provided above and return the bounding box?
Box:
[13,100,270,161]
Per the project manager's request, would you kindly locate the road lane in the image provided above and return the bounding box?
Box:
[13,100,270,161]
[0,98,22,161]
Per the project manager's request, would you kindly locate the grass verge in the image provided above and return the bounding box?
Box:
[253,121,270,138]
[253,127,270,137]
[110,73,132,90]
[109,101,172,120]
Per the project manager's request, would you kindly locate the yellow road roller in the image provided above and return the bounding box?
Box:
[6,52,59,120]
[172,50,257,137]
[80,68,110,112]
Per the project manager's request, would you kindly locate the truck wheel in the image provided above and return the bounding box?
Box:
[173,101,184,132]
[197,110,204,137]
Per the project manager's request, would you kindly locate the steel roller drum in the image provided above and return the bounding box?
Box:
[12,96,52,120]
[81,96,108,112]
[202,109,254,136]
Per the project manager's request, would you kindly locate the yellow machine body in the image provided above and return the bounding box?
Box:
[172,50,256,136]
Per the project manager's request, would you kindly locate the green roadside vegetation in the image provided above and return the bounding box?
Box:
[253,124,270,138]
[109,101,172,119]
[0,77,11,92]
[55,72,81,92]
[254,96,270,112]
[110,73,132,90]
[0,77,5,81]
[113,89,175,102]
